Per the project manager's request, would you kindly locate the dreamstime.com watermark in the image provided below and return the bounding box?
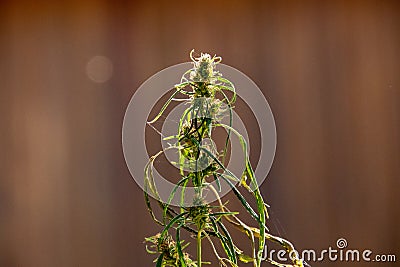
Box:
[261,238,396,264]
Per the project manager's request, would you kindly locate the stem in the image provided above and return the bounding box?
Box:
[197,229,202,267]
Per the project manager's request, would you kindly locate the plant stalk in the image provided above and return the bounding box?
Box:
[197,229,202,267]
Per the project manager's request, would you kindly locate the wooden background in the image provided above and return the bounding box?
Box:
[1,1,399,266]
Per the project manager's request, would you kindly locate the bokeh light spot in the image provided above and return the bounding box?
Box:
[86,56,113,83]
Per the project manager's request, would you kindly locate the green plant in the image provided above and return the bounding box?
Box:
[144,50,304,267]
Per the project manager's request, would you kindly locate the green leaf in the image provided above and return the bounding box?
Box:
[212,173,221,192]
[216,219,237,264]
[159,212,188,244]
[148,85,187,124]
[176,226,187,267]
[218,173,260,223]
[217,90,233,165]
[209,217,236,263]
[238,253,254,263]
[216,76,236,103]
[163,176,190,220]
[213,123,268,264]
[156,253,164,267]
[209,211,239,217]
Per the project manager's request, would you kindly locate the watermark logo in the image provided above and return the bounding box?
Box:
[261,238,396,265]
[336,238,348,249]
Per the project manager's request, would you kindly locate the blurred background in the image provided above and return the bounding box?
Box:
[1,0,399,266]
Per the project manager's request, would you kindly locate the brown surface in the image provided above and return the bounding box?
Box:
[1,1,399,266]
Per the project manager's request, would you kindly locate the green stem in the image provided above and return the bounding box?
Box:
[197,229,202,267]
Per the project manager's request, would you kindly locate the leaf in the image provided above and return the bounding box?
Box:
[190,137,239,182]
[176,226,187,267]
[238,254,254,263]
[218,173,260,223]
[156,253,164,267]
[216,76,236,103]
[148,85,188,124]
[209,211,239,217]
[212,173,221,192]
[159,212,188,244]
[214,123,268,264]
[216,219,237,264]
[163,176,190,220]
[209,217,236,264]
